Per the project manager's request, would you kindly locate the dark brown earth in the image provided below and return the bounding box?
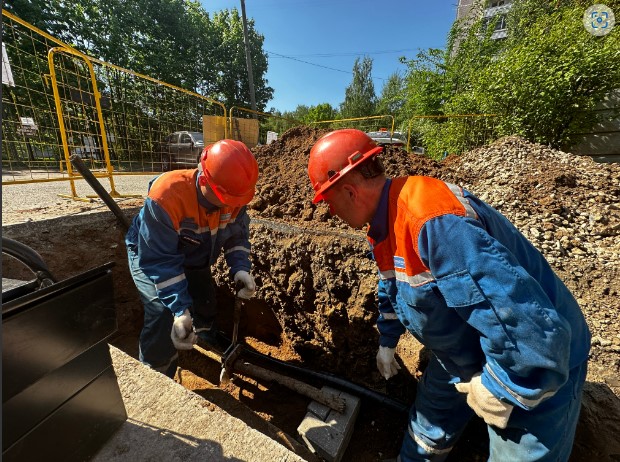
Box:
[2,126,619,461]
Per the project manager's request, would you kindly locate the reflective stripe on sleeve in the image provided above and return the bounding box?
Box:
[155,273,186,290]
[408,426,453,455]
[380,312,399,320]
[379,270,396,280]
[485,363,557,408]
[225,246,250,254]
[445,182,478,220]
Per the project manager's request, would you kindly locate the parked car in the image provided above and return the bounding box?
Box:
[366,130,407,148]
[156,131,205,171]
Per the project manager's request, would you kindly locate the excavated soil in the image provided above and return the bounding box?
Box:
[2,126,620,461]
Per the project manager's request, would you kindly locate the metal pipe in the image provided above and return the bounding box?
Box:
[69,154,132,232]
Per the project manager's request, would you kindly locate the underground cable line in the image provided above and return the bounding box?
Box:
[212,333,411,415]
[193,344,346,413]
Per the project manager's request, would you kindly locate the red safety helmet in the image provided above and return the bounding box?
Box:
[198,139,259,207]
[308,129,383,204]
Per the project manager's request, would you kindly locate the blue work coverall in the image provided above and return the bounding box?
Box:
[125,169,252,377]
[368,177,590,461]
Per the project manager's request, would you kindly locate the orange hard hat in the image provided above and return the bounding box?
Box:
[308,129,382,204]
[198,139,258,207]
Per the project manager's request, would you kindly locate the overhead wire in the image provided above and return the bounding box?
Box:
[266,49,406,82]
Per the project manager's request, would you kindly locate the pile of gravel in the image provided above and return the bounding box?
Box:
[438,136,620,379]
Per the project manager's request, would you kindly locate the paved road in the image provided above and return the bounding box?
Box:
[2,173,154,226]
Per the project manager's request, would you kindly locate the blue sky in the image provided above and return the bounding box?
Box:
[200,0,459,112]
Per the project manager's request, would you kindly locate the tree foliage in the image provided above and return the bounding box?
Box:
[376,72,406,120]
[210,9,272,109]
[402,0,620,155]
[305,103,338,123]
[6,0,273,110]
[340,57,376,118]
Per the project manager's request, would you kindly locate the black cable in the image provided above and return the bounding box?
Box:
[215,332,410,415]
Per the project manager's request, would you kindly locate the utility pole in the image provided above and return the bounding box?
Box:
[240,0,257,113]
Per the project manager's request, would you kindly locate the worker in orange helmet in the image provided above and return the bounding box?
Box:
[126,139,259,378]
[307,129,590,461]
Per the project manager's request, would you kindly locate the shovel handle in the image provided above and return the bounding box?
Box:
[231,280,244,346]
[232,303,241,346]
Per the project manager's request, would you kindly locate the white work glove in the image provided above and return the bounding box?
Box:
[376,346,401,380]
[455,372,514,429]
[234,270,256,299]
[170,308,197,350]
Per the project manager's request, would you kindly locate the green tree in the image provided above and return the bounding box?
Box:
[7,0,273,109]
[401,48,450,127]
[291,105,310,121]
[376,72,405,116]
[305,103,338,123]
[476,2,620,148]
[210,8,273,110]
[340,56,376,118]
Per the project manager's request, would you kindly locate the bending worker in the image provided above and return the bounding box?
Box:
[307,129,590,461]
[126,139,258,378]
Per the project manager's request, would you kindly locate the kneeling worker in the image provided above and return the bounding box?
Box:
[307,129,590,461]
[126,139,259,378]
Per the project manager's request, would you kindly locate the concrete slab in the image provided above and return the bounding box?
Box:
[297,386,361,462]
[93,345,306,462]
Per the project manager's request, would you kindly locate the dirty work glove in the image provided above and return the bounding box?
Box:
[376,346,401,380]
[171,308,197,350]
[455,372,514,429]
[234,270,256,299]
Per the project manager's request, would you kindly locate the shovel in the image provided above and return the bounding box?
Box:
[219,281,245,385]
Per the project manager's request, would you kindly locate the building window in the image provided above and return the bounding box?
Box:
[482,14,507,32]
[488,0,505,7]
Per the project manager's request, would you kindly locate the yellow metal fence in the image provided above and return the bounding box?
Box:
[2,9,227,199]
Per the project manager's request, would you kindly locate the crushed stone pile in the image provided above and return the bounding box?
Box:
[439,137,620,381]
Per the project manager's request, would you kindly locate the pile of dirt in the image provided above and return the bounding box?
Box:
[249,126,444,227]
[249,126,329,223]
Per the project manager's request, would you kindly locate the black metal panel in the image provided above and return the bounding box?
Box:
[3,366,127,462]
[2,263,117,401]
[2,340,117,449]
[1,277,39,303]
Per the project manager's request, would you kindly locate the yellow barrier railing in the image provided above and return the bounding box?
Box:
[310,115,396,136]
